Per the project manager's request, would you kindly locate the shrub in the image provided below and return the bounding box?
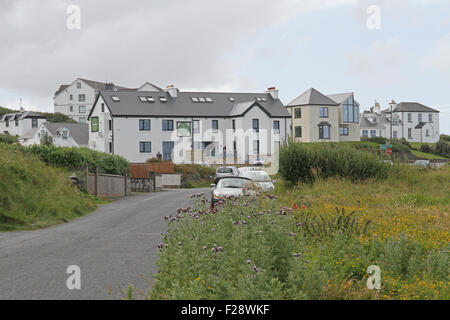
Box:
[419,144,434,154]
[399,138,412,149]
[279,143,389,184]
[435,139,450,158]
[0,134,18,144]
[23,145,129,175]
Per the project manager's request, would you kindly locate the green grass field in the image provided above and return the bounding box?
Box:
[0,143,103,231]
[146,165,449,300]
[411,150,448,160]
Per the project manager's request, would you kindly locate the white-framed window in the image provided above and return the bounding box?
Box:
[428,114,433,123]
[253,140,260,155]
[426,129,430,137]
[162,119,173,131]
[393,131,398,139]
[139,119,151,131]
[79,117,87,124]
[193,120,200,133]
[77,82,81,89]
[418,113,423,123]
[362,130,368,137]
[370,130,376,138]
[407,113,412,123]
[408,128,412,139]
[273,120,280,134]
[31,118,38,128]
[139,141,151,153]
[212,120,218,132]
[252,119,259,132]
[79,105,86,113]
[78,94,86,102]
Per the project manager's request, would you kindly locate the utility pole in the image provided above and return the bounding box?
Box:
[389,99,396,141]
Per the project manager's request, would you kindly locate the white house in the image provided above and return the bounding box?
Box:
[286,88,361,142]
[87,86,291,164]
[53,78,131,124]
[0,109,46,138]
[360,101,440,143]
[21,122,89,147]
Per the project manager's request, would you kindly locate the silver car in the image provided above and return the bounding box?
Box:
[211,176,253,206]
[214,166,239,184]
[238,170,275,191]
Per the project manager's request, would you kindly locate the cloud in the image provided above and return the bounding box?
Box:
[420,33,450,83]
[0,0,359,111]
[346,38,408,83]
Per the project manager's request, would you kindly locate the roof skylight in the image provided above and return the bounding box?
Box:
[159,97,168,102]
[191,97,199,102]
[139,96,147,102]
[228,97,235,102]
[205,97,213,103]
[111,96,120,102]
[198,97,206,102]
[147,97,155,102]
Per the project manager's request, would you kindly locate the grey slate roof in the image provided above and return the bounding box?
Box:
[55,78,132,96]
[95,90,290,118]
[393,102,439,113]
[326,93,353,104]
[0,111,45,121]
[287,88,339,107]
[43,122,89,146]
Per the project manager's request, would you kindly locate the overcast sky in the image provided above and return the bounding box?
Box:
[0,0,449,133]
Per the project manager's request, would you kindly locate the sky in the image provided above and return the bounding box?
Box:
[0,0,449,133]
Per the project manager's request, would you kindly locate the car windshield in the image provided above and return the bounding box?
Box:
[217,167,233,174]
[240,171,271,182]
[217,178,251,189]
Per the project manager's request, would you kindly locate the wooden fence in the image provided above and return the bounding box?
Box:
[87,169,131,197]
[129,162,175,178]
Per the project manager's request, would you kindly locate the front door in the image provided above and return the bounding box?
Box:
[162,142,174,161]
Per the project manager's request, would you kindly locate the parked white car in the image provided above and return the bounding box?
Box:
[238,169,274,191]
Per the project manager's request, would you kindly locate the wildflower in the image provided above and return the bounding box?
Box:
[293,203,298,210]
[178,242,182,246]
[202,246,207,250]
[211,228,216,233]
[247,259,252,264]
[301,205,307,210]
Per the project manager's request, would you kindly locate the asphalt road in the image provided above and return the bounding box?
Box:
[0,188,209,300]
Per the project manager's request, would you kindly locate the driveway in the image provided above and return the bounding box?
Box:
[0,188,209,300]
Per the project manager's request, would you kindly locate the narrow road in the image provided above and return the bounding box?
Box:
[0,188,209,300]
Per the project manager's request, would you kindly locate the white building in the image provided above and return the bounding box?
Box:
[360,101,440,143]
[87,86,291,164]
[21,122,89,147]
[53,78,131,124]
[0,110,46,138]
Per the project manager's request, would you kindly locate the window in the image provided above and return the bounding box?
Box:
[69,106,73,112]
[429,114,433,123]
[393,131,398,139]
[362,130,368,137]
[79,117,87,124]
[77,82,81,89]
[139,141,151,153]
[193,120,200,133]
[392,117,398,126]
[253,140,260,155]
[426,129,430,137]
[370,130,376,138]
[408,128,412,139]
[108,120,112,131]
[320,107,329,118]
[78,94,86,102]
[162,120,173,131]
[407,113,412,123]
[69,94,73,101]
[295,126,302,138]
[418,113,423,123]
[15,119,18,126]
[31,118,38,128]
[342,96,359,123]
[252,119,259,132]
[319,123,331,139]
[79,105,86,113]
[6,120,9,127]
[340,127,349,136]
[232,119,235,131]
[139,119,151,131]
[111,96,120,102]
[294,108,302,119]
[109,142,113,154]
[212,120,218,132]
[91,117,99,132]
[273,120,280,133]
[379,130,382,137]
[101,103,105,112]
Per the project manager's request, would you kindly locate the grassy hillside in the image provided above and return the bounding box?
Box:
[0,143,102,231]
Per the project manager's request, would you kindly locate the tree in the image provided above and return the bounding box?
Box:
[40,131,54,146]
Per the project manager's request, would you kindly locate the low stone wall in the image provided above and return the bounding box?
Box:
[131,178,154,192]
[161,173,182,189]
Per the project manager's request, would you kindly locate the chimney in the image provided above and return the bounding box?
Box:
[165,85,178,98]
[265,87,279,100]
[373,101,381,114]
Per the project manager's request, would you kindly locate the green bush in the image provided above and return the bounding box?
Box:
[419,144,434,154]
[279,142,389,184]
[435,138,450,158]
[23,145,129,175]
[0,134,18,144]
